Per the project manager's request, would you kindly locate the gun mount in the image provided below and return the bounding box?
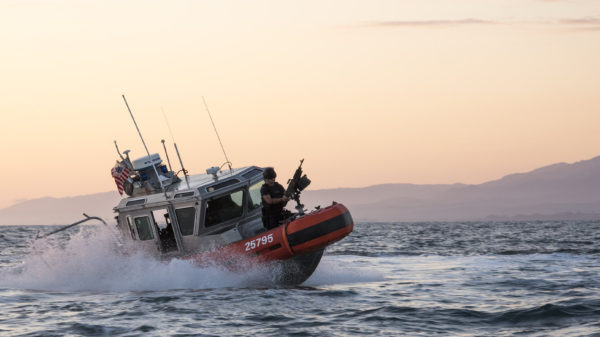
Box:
[286,159,311,216]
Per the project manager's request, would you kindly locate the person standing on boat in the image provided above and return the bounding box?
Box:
[261,167,289,229]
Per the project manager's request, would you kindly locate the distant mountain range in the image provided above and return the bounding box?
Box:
[2,156,600,225]
[302,156,600,222]
[0,192,122,226]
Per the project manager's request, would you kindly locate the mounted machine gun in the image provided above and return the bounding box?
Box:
[285,159,311,215]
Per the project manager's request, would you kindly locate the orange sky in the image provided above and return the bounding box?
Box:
[0,0,599,208]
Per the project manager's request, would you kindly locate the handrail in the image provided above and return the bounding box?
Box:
[35,213,107,240]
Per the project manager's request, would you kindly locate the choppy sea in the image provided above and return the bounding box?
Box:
[1,221,600,337]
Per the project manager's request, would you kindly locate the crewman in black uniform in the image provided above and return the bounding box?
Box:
[261,167,289,229]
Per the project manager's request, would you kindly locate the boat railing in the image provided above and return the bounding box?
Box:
[35,213,108,240]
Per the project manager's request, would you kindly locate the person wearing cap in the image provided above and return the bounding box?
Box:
[261,167,290,229]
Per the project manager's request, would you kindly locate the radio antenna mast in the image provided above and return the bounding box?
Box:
[121,94,165,193]
[162,107,190,188]
[160,139,172,171]
[203,96,232,172]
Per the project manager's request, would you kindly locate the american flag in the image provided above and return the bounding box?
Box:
[111,161,131,195]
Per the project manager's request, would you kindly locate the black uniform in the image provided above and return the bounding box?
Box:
[261,182,286,229]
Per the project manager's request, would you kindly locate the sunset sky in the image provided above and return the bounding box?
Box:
[0,0,599,208]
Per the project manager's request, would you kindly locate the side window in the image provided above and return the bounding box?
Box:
[205,190,244,227]
[176,207,196,236]
[152,209,170,231]
[248,181,262,211]
[134,216,154,241]
[126,216,137,240]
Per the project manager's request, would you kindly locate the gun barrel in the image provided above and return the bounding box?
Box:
[286,159,306,198]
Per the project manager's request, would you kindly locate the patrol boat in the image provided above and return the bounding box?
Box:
[110,150,354,285]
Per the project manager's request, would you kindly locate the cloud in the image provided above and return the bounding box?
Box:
[364,19,496,28]
[360,17,600,32]
[559,17,600,25]
[4,0,64,8]
[556,17,600,31]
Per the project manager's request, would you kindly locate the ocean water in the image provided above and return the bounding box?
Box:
[1,221,600,337]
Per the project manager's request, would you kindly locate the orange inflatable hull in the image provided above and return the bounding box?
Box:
[184,203,353,276]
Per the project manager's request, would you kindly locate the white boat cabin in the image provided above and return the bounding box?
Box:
[114,156,267,258]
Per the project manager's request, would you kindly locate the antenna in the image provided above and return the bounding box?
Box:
[161,139,173,171]
[202,96,232,172]
[162,107,176,143]
[162,107,190,188]
[121,94,165,193]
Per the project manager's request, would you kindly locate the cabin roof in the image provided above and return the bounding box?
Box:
[114,166,264,212]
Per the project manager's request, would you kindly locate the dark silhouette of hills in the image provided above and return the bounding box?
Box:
[0,192,121,226]
[301,156,600,222]
[2,156,600,225]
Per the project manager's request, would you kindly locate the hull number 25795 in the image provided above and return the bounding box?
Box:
[245,233,274,251]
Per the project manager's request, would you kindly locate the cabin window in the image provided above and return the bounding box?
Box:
[205,190,244,227]
[248,181,262,211]
[126,216,137,240]
[174,192,195,199]
[126,199,146,206]
[206,179,240,192]
[134,216,154,240]
[175,207,196,236]
[242,168,263,179]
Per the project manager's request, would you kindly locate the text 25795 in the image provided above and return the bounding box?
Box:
[245,233,274,251]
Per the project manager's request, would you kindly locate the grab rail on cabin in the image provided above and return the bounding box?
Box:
[35,213,108,240]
